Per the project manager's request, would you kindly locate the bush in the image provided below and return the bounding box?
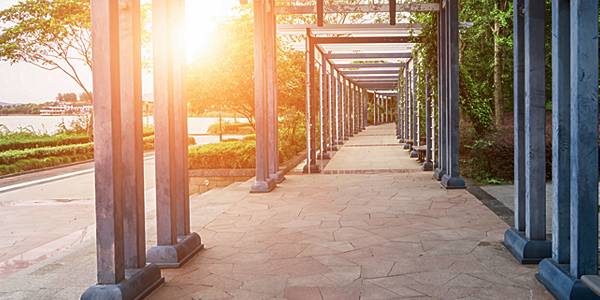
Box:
[207,122,254,135]
[0,142,94,165]
[0,153,94,176]
[188,109,306,169]
[188,141,256,169]
[0,132,92,152]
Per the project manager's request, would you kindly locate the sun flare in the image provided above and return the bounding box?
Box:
[185,0,238,62]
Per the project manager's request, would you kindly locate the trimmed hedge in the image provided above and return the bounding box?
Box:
[0,153,95,176]
[0,133,92,152]
[0,143,95,165]
[189,141,256,169]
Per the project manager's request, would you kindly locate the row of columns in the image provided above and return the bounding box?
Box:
[303,31,370,173]
[372,94,394,125]
[504,0,599,299]
[83,0,202,298]
[396,59,433,171]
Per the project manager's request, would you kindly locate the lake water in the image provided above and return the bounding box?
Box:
[0,115,249,145]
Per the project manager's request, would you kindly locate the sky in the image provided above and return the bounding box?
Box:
[0,0,237,104]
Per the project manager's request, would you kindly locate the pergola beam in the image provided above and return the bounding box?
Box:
[275,3,439,14]
[340,70,400,75]
[313,36,419,44]
[327,52,411,59]
[335,63,403,69]
[277,23,423,33]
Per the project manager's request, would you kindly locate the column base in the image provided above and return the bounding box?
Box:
[250,178,276,193]
[269,171,286,184]
[403,143,411,150]
[422,161,434,171]
[81,264,164,300]
[433,168,444,181]
[319,151,332,160]
[336,140,345,146]
[440,174,466,189]
[328,145,339,151]
[410,150,418,158]
[502,228,551,264]
[147,233,204,268]
[302,163,321,174]
[537,259,600,300]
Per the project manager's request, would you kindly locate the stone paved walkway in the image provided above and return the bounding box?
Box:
[148,124,553,300]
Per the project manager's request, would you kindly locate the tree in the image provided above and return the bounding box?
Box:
[0,0,92,100]
[185,8,306,127]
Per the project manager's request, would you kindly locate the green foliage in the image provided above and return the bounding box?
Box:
[0,0,92,98]
[185,8,306,123]
[0,103,42,115]
[207,122,254,135]
[188,141,256,169]
[188,110,306,169]
[0,132,91,152]
[0,142,94,165]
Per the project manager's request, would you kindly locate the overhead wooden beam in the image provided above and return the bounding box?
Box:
[389,0,396,25]
[341,70,400,75]
[277,23,423,34]
[275,3,439,14]
[327,52,411,59]
[347,75,399,80]
[313,36,419,44]
[335,63,404,68]
[316,0,324,26]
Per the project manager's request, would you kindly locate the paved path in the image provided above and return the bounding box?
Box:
[0,124,553,299]
[147,124,552,300]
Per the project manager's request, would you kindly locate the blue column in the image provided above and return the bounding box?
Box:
[440,0,465,189]
[513,0,527,234]
[568,0,598,279]
[434,6,446,180]
[503,0,550,264]
[423,73,433,171]
[410,65,418,158]
[537,1,599,299]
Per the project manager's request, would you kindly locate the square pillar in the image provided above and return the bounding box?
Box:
[503,0,550,263]
[82,1,163,299]
[537,0,600,298]
[440,0,466,189]
[329,68,338,151]
[423,73,434,171]
[434,4,447,181]
[265,2,284,184]
[303,28,320,173]
[148,0,203,266]
[320,55,331,159]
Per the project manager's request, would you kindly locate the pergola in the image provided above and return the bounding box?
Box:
[82,0,599,299]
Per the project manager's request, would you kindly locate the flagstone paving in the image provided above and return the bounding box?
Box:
[148,124,553,300]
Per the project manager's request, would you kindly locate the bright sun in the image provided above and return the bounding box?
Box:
[185,0,238,62]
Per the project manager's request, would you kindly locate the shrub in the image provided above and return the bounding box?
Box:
[0,133,92,152]
[0,142,94,165]
[207,122,254,135]
[188,141,256,169]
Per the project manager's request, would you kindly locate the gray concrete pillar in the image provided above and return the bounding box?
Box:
[148,0,203,267]
[266,3,283,184]
[440,0,465,189]
[423,73,433,171]
[538,2,599,297]
[434,4,447,181]
[303,28,320,173]
[503,0,550,263]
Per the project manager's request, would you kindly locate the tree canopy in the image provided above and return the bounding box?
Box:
[0,0,92,99]
[185,8,306,125]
